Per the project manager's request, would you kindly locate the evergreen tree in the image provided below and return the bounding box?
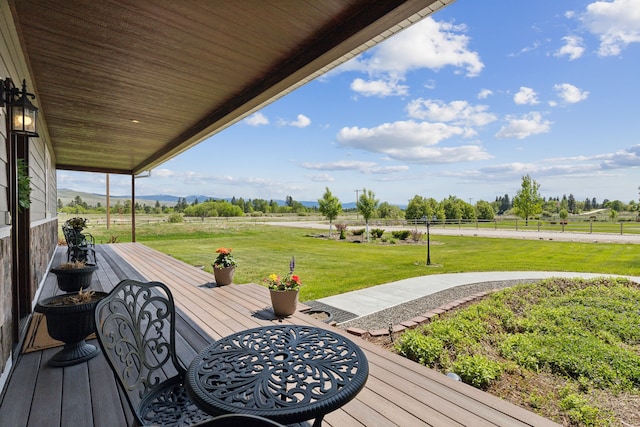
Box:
[567,194,576,213]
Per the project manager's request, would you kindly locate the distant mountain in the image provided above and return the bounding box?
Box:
[57,188,178,207]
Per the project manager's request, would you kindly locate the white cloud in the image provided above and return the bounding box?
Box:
[553,83,589,104]
[154,168,175,178]
[555,35,585,60]
[580,0,640,56]
[599,144,640,169]
[406,98,497,127]
[244,112,269,126]
[513,87,539,105]
[336,120,491,164]
[369,165,410,174]
[301,161,408,175]
[308,173,334,182]
[336,17,484,97]
[477,89,493,99]
[337,120,466,151]
[495,112,552,139]
[350,78,408,97]
[279,114,311,128]
[301,160,377,171]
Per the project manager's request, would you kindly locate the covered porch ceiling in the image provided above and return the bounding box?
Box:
[9,0,454,176]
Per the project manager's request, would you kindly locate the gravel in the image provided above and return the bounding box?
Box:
[334,279,540,331]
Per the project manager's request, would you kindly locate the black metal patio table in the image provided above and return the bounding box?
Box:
[185,324,369,427]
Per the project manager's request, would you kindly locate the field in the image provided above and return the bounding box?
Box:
[60,214,640,301]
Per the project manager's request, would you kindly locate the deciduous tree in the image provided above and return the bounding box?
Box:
[318,187,342,238]
[357,188,378,242]
[513,175,542,225]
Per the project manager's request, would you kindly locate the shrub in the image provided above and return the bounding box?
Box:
[395,329,445,366]
[410,229,423,242]
[391,230,411,240]
[452,354,503,390]
[352,228,366,236]
[167,213,183,223]
[371,228,384,239]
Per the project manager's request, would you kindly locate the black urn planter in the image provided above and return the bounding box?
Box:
[50,264,98,292]
[34,291,108,367]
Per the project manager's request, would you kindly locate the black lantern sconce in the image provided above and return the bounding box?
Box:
[2,78,39,137]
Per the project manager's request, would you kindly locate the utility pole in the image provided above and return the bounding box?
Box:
[355,189,360,220]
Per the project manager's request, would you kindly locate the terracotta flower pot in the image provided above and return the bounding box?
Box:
[50,264,99,292]
[269,289,299,317]
[213,266,235,286]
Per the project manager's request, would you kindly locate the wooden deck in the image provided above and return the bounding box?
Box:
[0,243,560,426]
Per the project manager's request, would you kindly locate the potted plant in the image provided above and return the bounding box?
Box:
[34,288,108,366]
[212,247,237,286]
[65,217,88,231]
[264,257,302,317]
[50,260,99,292]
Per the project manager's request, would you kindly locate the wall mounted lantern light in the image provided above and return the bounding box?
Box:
[2,78,39,137]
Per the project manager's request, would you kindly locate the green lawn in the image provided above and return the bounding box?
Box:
[73,219,640,301]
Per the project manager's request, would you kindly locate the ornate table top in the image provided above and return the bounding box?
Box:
[185,324,369,425]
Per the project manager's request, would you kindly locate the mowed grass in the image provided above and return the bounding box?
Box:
[77,220,640,301]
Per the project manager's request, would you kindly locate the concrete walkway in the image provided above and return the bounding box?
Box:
[317,271,640,318]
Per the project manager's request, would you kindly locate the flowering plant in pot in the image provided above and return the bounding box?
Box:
[264,257,301,317]
[65,217,88,230]
[212,247,237,285]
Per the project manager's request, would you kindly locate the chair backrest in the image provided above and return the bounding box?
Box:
[94,279,184,413]
[61,225,74,246]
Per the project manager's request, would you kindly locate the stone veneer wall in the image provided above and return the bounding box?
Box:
[0,236,12,376]
[0,219,57,378]
[30,219,58,299]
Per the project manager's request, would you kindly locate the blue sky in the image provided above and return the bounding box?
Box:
[58,0,640,206]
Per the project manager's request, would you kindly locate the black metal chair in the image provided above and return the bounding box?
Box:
[62,225,97,263]
[94,279,212,426]
[191,414,285,426]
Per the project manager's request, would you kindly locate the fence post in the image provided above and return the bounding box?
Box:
[515,220,518,231]
[621,222,623,235]
[590,219,593,234]
[494,219,497,230]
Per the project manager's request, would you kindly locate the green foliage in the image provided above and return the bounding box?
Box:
[377,202,403,219]
[184,200,244,217]
[475,200,495,220]
[351,228,365,236]
[498,279,640,389]
[451,354,503,390]
[395,277,640,425]
[391,230,411,240]
[17,159,31,212]
[357,188,379,223]
[513,175,543,224]
[370,228,384,239]
[167,213,183,223]
[318,187,342,224]
[558,386,614,427]
[395,328,445,366]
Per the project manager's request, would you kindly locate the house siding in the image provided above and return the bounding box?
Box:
[0,0,58,391]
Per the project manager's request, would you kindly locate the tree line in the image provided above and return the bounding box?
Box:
[59,176,639,222]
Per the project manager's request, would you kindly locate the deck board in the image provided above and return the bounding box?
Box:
[0,242,560,427]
